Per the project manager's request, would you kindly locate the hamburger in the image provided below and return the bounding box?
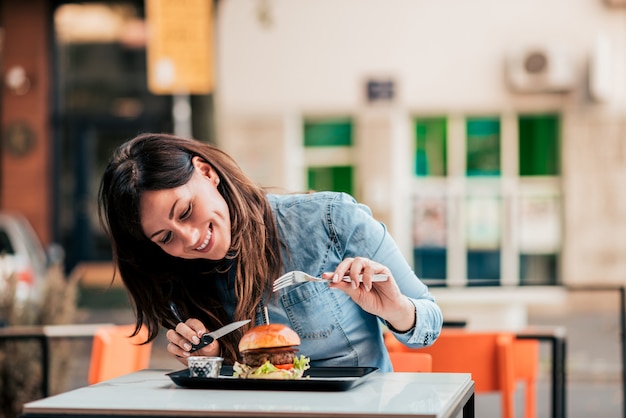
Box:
[233,323,310,379]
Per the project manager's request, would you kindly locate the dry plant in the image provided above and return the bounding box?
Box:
[0,263,78,418]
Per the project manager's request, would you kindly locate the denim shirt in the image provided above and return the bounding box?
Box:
[256,192,443,372]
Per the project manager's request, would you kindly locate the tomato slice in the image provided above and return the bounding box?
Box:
[274,363,294,370]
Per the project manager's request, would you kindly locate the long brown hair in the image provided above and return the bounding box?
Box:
[98,133,282,362]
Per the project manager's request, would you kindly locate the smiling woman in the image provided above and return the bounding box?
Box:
[98,133,443,373]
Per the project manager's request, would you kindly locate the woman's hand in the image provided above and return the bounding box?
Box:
[324,257,416,332]
[165,318,221,365]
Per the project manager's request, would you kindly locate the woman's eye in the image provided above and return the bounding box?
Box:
[160,232,172,245]
[180,204,192,220]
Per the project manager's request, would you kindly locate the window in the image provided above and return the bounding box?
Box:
[518,114,561,285]
[307,166,353,194]
[304,118,352,147]
[412,117,448,280]
[465,117,502,285]
[413,196,447,281]
[518,189,561,286]
[303,118,354,195]
[0,231,15,255]
[415,117,447,177]
[466,117,500,176]
[466,195,501,285]
[519,114,560,176]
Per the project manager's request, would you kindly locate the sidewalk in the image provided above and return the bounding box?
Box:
[522,289,623,418]
[61,288,624,418]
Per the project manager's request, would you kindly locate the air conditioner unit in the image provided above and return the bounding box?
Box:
[505,46,577,93]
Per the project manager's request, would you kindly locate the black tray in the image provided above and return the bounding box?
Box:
[167,365,378,392]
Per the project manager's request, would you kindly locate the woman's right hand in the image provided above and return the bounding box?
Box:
[165,318,221,364]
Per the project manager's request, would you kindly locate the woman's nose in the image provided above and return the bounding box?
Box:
[177,224,201,247]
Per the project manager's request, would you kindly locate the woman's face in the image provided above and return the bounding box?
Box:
[140,157,231,260]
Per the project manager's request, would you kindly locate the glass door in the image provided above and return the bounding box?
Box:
[53,2,173,270]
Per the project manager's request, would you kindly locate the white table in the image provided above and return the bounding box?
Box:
[21,369,475,418]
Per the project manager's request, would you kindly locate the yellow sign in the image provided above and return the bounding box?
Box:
[146,0,214,94]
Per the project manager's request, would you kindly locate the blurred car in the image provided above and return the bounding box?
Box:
[0,212,50,309]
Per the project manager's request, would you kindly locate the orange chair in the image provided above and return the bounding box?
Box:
[388,351,433,372]
[384,331,407,353]
[385,329,538,418]
[513,338,540,418]
[88,324,153,384]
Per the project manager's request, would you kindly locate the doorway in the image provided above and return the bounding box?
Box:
[52,1,173,270]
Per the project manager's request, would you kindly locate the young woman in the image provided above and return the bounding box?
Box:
[98,133,442,372]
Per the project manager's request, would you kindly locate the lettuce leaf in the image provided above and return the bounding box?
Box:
[293,355,311,374]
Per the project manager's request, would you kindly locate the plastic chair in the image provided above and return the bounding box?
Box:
[385,329,538,418]
[513,338,540,418]
[438,322,539,418]
[388,351,433,372]
[88,324,153,384]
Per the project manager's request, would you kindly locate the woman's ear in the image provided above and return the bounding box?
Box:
[191,156,215,180]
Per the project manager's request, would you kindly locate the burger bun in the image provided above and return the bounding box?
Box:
[238,323,301,352]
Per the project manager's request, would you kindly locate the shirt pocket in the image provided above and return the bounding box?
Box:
[280,282,339,338]
[278,282,357,365]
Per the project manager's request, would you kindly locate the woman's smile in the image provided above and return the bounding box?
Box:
[195,225,212,252]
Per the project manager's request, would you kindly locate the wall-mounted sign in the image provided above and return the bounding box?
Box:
[145,0,214,94]
[366,79,395,102]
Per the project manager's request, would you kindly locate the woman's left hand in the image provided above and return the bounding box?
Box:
[323,257,415,332]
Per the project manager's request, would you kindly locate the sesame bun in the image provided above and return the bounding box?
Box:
[238,323,301,352]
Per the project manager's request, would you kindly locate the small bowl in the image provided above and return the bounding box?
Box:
[187,356,223,378]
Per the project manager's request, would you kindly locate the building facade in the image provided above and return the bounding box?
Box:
[215,0,626,291]
[1,0,625,309]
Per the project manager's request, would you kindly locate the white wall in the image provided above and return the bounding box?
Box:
[216,0,625,112]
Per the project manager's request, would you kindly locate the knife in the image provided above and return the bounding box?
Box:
[190,319,251,352]
[169,302,251,353]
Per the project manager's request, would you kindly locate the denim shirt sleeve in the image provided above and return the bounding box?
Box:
[270,192,442,352]
[328,192,443,348]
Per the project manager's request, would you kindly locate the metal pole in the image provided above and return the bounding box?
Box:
[619,286,626,418]
[41,336,49,397]
[553,334,566,418]
[172,93,192,138]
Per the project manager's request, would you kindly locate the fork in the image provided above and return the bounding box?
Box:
[272,270,389,292]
